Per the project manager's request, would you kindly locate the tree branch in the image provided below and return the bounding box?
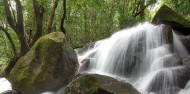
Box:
[47,0,59,33]
[8,0,17,24]
[29,0,44,47]
[134,3,150,17]
[15,0,24,33]
[3,0,16,31]
[60,0,66,34]
[0,26,17,56]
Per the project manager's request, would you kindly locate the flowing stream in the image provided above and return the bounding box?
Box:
[78,22,190,94]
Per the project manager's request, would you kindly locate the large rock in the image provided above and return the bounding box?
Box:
[152,5,190,36]
[8,32,79,94]
[64,74,140,94]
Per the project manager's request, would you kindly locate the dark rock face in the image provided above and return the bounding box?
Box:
[8,32,79,94]
[64,74,140,94]
[152,5,190,36]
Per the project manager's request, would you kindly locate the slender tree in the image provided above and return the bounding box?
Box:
[47,0,59,33]
[29,0,44,47]
[60,0,66,34]
[3,0,29,56]
[0,26,17,56]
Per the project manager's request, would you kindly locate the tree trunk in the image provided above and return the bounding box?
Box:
[60,0,66,34]
[30,0,44,47]
[119,0,130,29]
[139,0,145,19]
[0,26,17,56]
[134,0,151,18]
[15,0,30,55]
[3,0,16,31]
[107,0,116,34]
[3,0,29,56]
[46,0,59,33]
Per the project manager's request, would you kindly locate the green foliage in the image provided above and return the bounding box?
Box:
[62,0,157,47]
[1,0,190,63]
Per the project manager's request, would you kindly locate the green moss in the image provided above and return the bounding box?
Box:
[64,75,101,94]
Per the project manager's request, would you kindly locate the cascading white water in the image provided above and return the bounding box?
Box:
[78,22,189,94]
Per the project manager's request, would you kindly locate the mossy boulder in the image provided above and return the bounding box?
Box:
[8,32,79,94]
[152,5,190,35]
[64,74,140,94]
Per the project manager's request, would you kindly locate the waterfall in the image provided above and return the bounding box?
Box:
[78,22,189,94]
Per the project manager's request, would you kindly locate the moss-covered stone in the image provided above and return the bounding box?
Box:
[152,5,190,35]
[8,32,79,94]
[64,74,140,94]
